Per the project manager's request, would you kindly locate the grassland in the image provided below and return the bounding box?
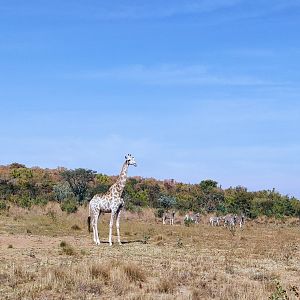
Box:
[0,203,299,299]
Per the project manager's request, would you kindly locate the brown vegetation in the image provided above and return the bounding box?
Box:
[0,203,299,299]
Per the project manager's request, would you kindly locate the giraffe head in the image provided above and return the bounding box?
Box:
[125,154,137,167]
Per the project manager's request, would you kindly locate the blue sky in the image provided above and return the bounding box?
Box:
[0,1,299,197]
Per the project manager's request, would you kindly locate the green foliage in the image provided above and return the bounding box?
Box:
[124,180,150,208]
[225,186,252,214]
[95,173,111,185]
[93,173,112,195]
[0,200,8,211]
[125,201,143,213]
[269,281,289,300]
[53,182,73,202]
[155,208,165,218]
[158,195,176,209]
[61,168,96,202]
[32,196,48,206]
[184,217,195,227]
[199,179,218,191]
[0,163,299,219]
[291,198,300,218]
[10,195,32,208]
[60,197,78,214]
[198,181,225,212]
[0,178,14,200]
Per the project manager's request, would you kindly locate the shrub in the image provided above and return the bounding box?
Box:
[60,241,67,247]
[71,224,81,230]
[125,201,143,213]
[32,196,48,206]
[59,240,76,255]
[53,182,73,202]
[11,195,32,208]
[158,195,176,209]
[155,208,165,218]
[0,200,8,211]
[269,281,288,300]
[184,217,195,227]
[60,197,78,214]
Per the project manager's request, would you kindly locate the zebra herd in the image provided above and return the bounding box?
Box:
[209,214,245,228]
[162,212,246,228]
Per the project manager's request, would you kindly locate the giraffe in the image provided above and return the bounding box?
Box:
[88,154,137,246]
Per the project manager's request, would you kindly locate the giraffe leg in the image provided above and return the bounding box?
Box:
[109,213,115,246]
[96,212,101,245]
[116,209,122,245]
[92,211,100,245]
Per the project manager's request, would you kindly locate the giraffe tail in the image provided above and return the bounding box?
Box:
[87,203,91,233]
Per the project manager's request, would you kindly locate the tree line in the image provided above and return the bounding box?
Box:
[0,163,299,218]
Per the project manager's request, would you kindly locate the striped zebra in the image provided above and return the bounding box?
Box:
[162,211,175,225]
[223,215,236,228]
[209,216,220,226]
[184,212,200,224]
[235,214,245,228]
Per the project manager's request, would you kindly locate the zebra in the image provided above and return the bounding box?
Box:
[209,216,220,226]
[162,211,175,225]
[223,215,236,228]
[235,214,245,228]
[193,212,201,224]
[184,212,200,224]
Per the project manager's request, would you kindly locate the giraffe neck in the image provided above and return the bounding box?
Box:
[111,161,129,197]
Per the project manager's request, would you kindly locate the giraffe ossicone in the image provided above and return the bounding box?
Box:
[88,154,137,246]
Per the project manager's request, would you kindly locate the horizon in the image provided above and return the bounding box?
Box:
[0,1,299,198]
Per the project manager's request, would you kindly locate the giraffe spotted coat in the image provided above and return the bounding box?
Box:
[88,154,137,246]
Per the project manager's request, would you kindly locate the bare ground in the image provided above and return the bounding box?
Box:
[0,204,299,299]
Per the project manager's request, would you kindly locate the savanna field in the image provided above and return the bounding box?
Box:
[0,204,299,300]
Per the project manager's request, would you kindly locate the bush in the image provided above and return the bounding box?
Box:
[32,197,48,206]
[125,201,142,213]
[184,217,195,227]
[269,281,288,300]
[10,195,32,208]
[60,197,78,214]
[0,200,8,211]
[59,240,76,255]
[158,195,176,209]
[53,182,73,202]
[155,208,165,218]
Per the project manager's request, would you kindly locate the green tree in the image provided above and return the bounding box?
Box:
[53,182,73,202]
[61,168,96,202]
[199,179,218,191]
[10,167,37,198]
[290,198,300,219]
[199,180,224,212]
[158,195,176,209]
[224,186,252,215]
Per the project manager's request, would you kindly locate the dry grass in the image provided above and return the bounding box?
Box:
[0,203,299,299]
